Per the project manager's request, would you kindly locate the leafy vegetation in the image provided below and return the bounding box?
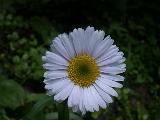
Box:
[0,0,160,119]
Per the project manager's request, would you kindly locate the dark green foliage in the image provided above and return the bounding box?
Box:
[0,0,160,119]
[0,77,26,109]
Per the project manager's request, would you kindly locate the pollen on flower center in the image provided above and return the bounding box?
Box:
[67,54,100,87]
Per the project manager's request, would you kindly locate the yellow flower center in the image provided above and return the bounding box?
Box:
[67,54,100,87]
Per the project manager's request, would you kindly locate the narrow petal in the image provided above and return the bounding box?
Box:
[72,105,80,113]
[98,54,123,66]
[44,70,67,79]
[50,44,59,54]
[44,77,66,84]
[86,88,95,112]
[79,88,86,114]
[98,77,123,88]
[90,86,106,109]
[97,45,119,62]
[100,66,126,74]
[96,79,118,97]
[92,35,114,58]
[89,86,100,111]
[87,30,105,54]
[45,78,70,95]
[68,85,81,107]
[54,81,74,101]
[53,37,70,60]
[59,33,76,58]
[42,51,68,66]
[45,79,63,90]
[77,28,85,52]
[83,87,100,112]
[69,28,84,54]
[83,88,93,112]
[88,87,100,111]
[108,63,126,69]
[101,74,125,81]
[43,63,67,71]
[118,57,126,63]
[83,26,95,52]
[94,84,113,103]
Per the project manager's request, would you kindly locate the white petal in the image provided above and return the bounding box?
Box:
[50,44,59,54]
[69,28,84,54]
[44,70,67,79]
[79,88,86,114]
[87,87,99,111]
[98,54,122,66]
[92,35,114,58]
[54,81,74,101]
[94,84,113,103]
[68,85,81,107]
[45,78,70,95]
[106,60,126,68]
[81,108,86,115]
[90,86,106,109]
[83,87,100,112]
[100,66,126,74]
[83,26,95,52]
[44,77,65,84]
[59,33,76,58]
[87,30,105,54]
[72,105,80,113]
[118,57,126,63]
[83,88,93,112]
[97,45,119,62]
[77,28,85,52]
[44,78,65,90]
[108,63,126,69]
[42,51,68,66]
[96,79,118,97]
[46,89,54,96]
[87,87,100,111]
[43,63,67,70]
[101,74,125,81]
[98,77,123,88]
[53,37,70,60]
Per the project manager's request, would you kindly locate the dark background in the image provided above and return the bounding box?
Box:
[0,0,160,120]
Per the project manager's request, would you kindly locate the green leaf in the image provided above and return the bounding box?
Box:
[23,95,53,120]
[0,78,26,109]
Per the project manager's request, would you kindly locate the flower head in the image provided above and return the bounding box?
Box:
[42,26,126,114]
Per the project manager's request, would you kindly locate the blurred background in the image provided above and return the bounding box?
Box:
[0,0,160,120]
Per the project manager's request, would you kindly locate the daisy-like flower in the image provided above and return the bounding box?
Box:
[42,26,126,114]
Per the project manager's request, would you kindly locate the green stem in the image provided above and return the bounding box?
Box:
[58,102,69,120]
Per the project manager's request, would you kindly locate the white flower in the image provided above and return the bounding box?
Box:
[42,26,126,114]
